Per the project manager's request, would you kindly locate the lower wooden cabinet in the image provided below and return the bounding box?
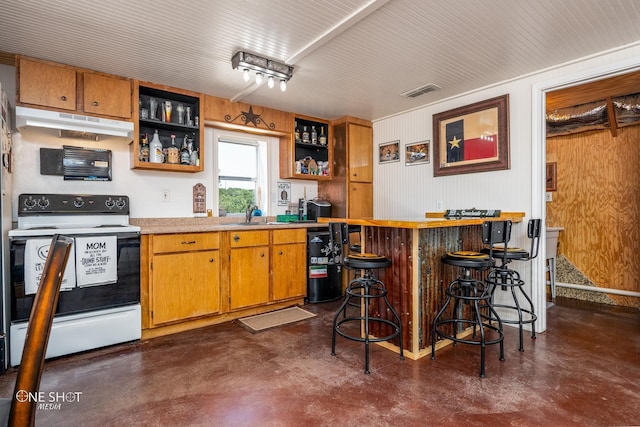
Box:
[229,230,270,310]
[142,227,308,332]
[228,228,307,310]
[151,250,220,324]
[272,229,307,300]
[147,232,221,327]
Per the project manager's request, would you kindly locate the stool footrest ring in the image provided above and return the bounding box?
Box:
[335,317,402,343]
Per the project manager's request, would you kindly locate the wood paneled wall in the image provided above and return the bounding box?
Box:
[546,126,640,307]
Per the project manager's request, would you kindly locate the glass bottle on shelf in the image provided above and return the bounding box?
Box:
[294,121,301,144]
[149,130,164,163]
[190,148,199,166]
[302,126,310,143]
[167,134,179,164]
[319,126,327,145]
[311,126,318,144]
[140,133,150,162]
[180,135,191,165]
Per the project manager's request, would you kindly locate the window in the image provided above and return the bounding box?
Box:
[215,132,268,216]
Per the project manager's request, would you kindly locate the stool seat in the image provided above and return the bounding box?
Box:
[443,250,492,269]
[481,246,529,261]
[344,253,391,270]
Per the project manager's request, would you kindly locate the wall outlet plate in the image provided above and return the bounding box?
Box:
[161,189,170,202]
[545,192,552,202]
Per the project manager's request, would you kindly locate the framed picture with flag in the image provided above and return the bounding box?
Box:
[432,94,510,177]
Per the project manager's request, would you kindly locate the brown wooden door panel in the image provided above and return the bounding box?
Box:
[83,72,132,118]
[348,124,373,182]
[152,232,220,254]
[230,246,270,309]
[19,57,76,110]
[272,242,307,300]
[151,250,220,325]
[348,182,373,218]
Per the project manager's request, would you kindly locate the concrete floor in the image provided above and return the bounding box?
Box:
[0,297,638,426]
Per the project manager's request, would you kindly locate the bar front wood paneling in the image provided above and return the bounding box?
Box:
[318,214,524,359]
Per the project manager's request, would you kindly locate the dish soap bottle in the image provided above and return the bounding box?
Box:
[149,130,164,163]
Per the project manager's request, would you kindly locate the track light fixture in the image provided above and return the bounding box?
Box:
[232,51,293,92]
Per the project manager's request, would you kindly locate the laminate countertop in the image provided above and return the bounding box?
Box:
[130,217,328,235]
[317,212,524,229]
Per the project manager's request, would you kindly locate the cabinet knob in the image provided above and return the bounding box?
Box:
[209,258,214,262]
[233,234,240,242]
[181,240,196,245]
[60,95,67,101]
[353,173,357,177]
[260,253,265,257]
[279,250,283,255]
[92,101,99,107]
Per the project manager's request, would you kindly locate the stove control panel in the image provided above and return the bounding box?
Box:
[18,194,130,215]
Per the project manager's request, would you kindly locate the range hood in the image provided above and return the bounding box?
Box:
[15,106,134,139]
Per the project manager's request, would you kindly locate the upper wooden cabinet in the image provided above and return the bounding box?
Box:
[83,72,132,118]
[347,124,373,183]
[318,116,373,218]
[17,56,132,119]
[18,57,76,110]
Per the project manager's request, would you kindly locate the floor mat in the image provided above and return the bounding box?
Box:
[237,306,317,333]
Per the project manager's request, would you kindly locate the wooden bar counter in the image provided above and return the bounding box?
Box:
[318,212,524,360]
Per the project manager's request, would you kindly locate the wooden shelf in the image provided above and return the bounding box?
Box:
[279,115,332,180]
[131,82,204,172]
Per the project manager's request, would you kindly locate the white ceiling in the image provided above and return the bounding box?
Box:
[1,0,639,121]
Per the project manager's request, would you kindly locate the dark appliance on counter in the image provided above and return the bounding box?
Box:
[306,199,331,221]
[306,230,342,303]
[7,193,141,366]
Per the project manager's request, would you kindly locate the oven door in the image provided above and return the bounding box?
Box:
[9,232,140,322]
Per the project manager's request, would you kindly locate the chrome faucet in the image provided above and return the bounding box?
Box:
[245,204,258,223]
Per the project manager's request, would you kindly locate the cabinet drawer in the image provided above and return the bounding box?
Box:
[229,230,269,248]
[272,228,306,244]
[152,232,220,253]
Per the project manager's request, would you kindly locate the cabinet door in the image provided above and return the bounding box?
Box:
[229,246,270,310]
[272,242,307,301]
[83,72,132,118]
[151,250,220,325]
[348,124,373,183]
[18,57,76,110]
[348,182,373,218]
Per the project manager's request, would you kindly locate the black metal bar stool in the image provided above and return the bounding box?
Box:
[329,223,404,374]
[481,219,541,351]
[431,221,507,378]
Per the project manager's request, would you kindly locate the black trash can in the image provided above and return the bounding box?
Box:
[306,231,342,303]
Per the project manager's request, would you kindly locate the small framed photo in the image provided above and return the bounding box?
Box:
[379,140,400,164]
[277,181,291,206]
[405,140,430,166]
